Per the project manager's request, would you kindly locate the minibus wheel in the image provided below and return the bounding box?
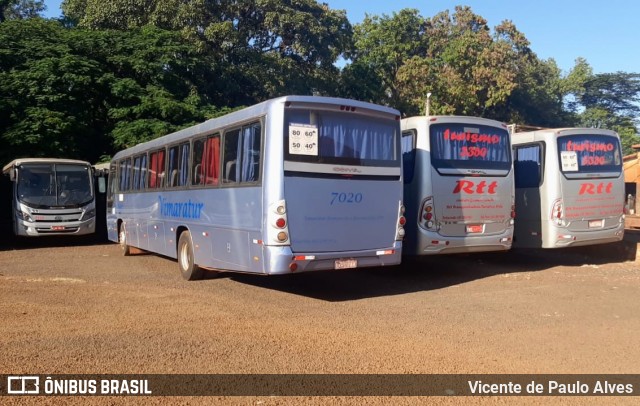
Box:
[177,230,203,281]
[119,222,130,256]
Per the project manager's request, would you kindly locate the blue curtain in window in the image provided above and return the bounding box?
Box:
[517,145,540,162]
[132,156,141,190]
[168,148,177,179]
[139,154,147,189]
[237,125,260,182]
[119,162,126,190]
[180,144,190,186]
[120,159,131,191]
[318,115,394,160]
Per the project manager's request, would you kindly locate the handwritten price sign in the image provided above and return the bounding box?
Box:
[289,124,318,156]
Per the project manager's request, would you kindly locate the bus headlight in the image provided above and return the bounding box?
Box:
[84,208,96,219]
[17,210,33,222]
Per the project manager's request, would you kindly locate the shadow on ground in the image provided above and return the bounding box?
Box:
[225,233,639,302]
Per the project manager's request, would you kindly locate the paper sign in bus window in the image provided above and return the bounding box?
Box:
[561,151,578,171]
[289,123,318,156]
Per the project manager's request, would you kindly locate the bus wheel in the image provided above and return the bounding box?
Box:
[119,223,130,256]
[178,231,203,281]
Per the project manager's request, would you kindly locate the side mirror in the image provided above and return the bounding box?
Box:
[9,168,16,182]
[98,177,106,194]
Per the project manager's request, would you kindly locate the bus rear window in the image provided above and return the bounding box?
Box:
[284,109,399,168]
[557,134,621,174]
[429,123,511,171]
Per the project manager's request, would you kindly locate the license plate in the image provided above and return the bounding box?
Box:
[335,259,357,270]
[589,220,603,228]
[51,226,66,231]
[466,224,483,233]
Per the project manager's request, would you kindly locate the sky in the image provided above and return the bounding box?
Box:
[42,0,639,75]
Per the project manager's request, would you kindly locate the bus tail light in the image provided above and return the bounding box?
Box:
[268,200,290,245]
[419,197,437,230]
[396,203,406,240]
[510,203,516,225]
[551,199,565,226]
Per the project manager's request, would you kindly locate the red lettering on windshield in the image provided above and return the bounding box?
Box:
[443,129,504,161]
[565,140,614,153]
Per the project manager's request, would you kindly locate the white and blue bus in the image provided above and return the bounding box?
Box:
[401,116,515,256]
[107,96,405,280]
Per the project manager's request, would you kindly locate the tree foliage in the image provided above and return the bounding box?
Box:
[61,0,353,105]
[348,6,537,118]
[0,0,44,22]
[0,19,215,165]
[1,3,638,162]
[339,8,427,112]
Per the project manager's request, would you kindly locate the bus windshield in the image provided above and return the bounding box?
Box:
[283,109,400,170]
[429,123,511,172]
[17,164,93,208]
[557,134,622,175]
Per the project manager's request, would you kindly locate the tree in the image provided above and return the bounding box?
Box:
[61,0,353,105]
[565,69,640,154]
[0,19,216,165]
[0,0,45,22]
[339,8,427,112]
[395,7,532,117]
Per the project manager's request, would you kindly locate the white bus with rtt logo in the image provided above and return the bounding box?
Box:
[512,128,625,248]
[401,116,515,256]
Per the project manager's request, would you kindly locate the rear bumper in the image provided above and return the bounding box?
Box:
[414,228,513,255]
[263,241,402,274]
[548,222,625,248]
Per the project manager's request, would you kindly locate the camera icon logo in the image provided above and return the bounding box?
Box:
[7,376,40,394]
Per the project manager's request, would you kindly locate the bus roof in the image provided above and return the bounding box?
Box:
[511,128,619,145]
[111,95,400,161]
[513,127,618,136]
[2,158,92,174]
[401,115,508,128]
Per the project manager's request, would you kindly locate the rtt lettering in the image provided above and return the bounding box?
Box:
[453,180,498,194]
[578,182,613,195]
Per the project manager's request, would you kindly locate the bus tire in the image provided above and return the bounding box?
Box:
[178,230,203,281]
[119,222,131,256]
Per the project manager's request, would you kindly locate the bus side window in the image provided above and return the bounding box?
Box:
[148,149,165,189]
[132,154,147,191]
[168,144,189,188]
[223,129,240,183]
[223,124,261,184]
[205,135,220,185]
[178,143,190,187]
[401,130,416,184]
[192,137,205,186]
[119,158,132,191]
[240,124,261,183]
[514,145,542,188]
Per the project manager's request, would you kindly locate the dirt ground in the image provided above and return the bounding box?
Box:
[1,232,639,405]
